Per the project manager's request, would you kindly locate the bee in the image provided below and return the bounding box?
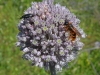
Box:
[64,20,81,41]
[20,14,34,19]
[20,14,34,24]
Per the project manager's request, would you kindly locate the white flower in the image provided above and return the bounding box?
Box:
[59,50,65,56]
[42,26,48,31]
[36,28,42,34]
[67,45,73,50]
[32,40,38,46]
[57,39,62,45]
[51,56,57,62]
[39,62,43,67]
[46,55,51,62]
[23,48,29,53]
[32,49,37,54]
[16,42,21,47]
[37,51,41,56]
[95,41,100,49]
[55,64,62,71]
[16,0,85,72]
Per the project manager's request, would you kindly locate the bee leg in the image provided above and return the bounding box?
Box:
[64,26,69,31]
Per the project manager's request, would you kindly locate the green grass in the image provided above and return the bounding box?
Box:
[0,0,100,75]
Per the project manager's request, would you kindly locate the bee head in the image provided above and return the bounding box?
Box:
[64,20,69,26]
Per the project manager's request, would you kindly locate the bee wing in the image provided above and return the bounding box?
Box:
[70,25,81,37]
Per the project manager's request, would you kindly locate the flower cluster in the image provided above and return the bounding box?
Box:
[16,0,85,72]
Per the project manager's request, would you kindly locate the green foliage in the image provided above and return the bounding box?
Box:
[0,0,100,75]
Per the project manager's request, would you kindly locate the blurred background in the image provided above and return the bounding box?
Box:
[0,0,100,75]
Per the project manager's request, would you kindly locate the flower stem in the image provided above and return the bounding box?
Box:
[49,61,56,75]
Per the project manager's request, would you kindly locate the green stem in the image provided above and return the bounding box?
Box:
[49,61,56,75]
